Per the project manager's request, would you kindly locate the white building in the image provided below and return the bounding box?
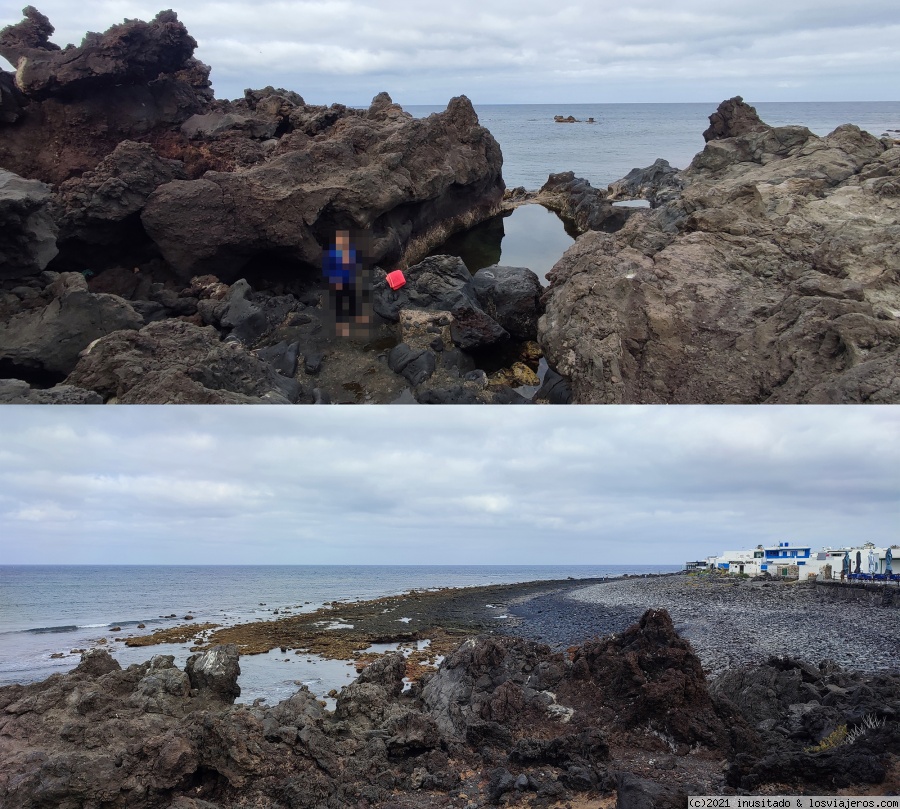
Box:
[702,542,898,580]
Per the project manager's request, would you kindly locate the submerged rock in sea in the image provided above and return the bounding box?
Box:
[539,99,900,403]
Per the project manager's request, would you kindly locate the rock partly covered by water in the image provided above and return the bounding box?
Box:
[3,608,897,808]
[539,98,900,403]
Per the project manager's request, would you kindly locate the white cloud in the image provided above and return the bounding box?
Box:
[460,494,512,514]
[9,502,78,522]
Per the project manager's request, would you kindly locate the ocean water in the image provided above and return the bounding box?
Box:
[0,564,680,703]
[413,100,900,280]
[409,101,900,191]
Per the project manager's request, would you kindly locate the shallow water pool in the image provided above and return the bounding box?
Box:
[430,204,575,285]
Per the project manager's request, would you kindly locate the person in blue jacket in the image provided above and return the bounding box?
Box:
[322,229,371,337]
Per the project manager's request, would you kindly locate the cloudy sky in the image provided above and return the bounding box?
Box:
[1,1,897,104]
[0,407,896,566]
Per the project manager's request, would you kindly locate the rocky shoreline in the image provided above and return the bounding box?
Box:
[2,10,897,403]
[537,97,900,403]
[0,8,556,405]
[2,573,899,807]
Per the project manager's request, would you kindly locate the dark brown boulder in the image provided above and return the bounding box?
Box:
[572,608,729,747]
[141,93,504,282]
[0,8,198,99]
[52,141,188,246]
[702,95,771,141]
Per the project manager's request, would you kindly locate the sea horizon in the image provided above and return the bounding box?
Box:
[0,563,682,698]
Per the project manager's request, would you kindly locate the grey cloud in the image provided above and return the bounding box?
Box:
[0,407,897,565]
[0,1,897,102]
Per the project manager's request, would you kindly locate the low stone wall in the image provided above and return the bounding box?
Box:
[815,580,899,608]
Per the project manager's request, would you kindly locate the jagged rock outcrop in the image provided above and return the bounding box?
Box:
[0,7,198,98]
[0,8,505,288]
[141,93,503,282]
[0,270,142,381]
[539,100,900,403]
[2,612,896,808]
[714,657,900,791]
[702,95,771,142]
[532,171,629,233]
[570,609,730,748]
[0,9,212,185]
[0,8,514,405]
[607,157,684,207]
[0,168,57,277]
[51,140,188,246]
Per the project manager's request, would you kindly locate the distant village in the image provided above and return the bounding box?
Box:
[687,542,898,581]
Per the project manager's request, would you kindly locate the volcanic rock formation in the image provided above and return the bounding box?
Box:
[538,98,900,403]
[2,609,897,807]
[0,8,504,281]
[0,7,522,402]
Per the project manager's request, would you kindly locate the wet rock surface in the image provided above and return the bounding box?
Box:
[539,99,900,403]
[4,591,898,808]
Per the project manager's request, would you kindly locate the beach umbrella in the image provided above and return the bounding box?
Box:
[868,550,877,574]
[855,551,861,574]
[887,547,893,576]
[842,552,850,576]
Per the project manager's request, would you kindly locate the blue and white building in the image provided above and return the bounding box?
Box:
[702,542,898,579]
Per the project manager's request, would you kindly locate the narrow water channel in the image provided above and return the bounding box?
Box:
[429,204,576,285]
